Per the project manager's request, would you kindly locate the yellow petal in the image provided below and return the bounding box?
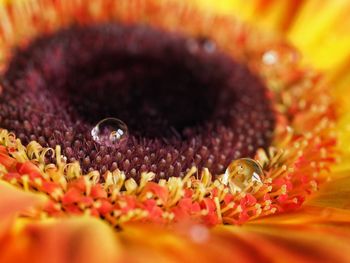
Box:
[189,0,350,87]
[288,0,350,73]
[190,0,303,33]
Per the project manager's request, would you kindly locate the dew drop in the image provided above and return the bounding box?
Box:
[61,155,68,163]
[91,118,129,147]
[186,39,199,54]
[203,40,216,53]
[262,50,278,65]
[189,225,209,243]
[222,158,263,192]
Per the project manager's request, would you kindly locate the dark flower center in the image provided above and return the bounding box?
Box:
[0,24,275,180]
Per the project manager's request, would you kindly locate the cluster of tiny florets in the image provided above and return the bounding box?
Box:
[0,24,275,180]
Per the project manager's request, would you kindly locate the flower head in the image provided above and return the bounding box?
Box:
[0,0,349,262]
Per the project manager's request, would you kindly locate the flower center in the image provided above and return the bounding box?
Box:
[0,24,275,180]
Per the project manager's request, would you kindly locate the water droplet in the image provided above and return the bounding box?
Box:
[186,39,199,54]
[189,224,209,243]
[61,155,67,163]
[222,158,263,191]
[91,118,129,147]
[262,50,278,65]
[203,40,216,53]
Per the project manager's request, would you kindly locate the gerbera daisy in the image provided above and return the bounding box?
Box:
[0,0,349,262]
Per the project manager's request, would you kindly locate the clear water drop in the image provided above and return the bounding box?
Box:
[203,40,216,53]
[186,39,199,54]
[222,158,263,191]
[262,50,278,65]
[91,118,129,147]
[61,155,67,163]
[189,225,209,243]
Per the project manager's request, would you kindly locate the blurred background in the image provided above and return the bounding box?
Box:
[188,0,350,93]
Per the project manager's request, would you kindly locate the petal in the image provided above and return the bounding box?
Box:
[0,0,348,262]
[305,175,350,210]
[0,180,46,219]
[189,0,350,86]
[287,0,350,73]
[190,0,303,32]
[116,219,350,263]
[115,189,350,263]
[221,223,350,263]
[250,206,350,225]
[0,217,122,263]
[4,210,345,263]
[335,110,350,174]
[119,223,257,263]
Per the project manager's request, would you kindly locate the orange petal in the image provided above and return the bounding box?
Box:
[119,223,252,263]
[0,180,46,219]
[249,205,350,225]
[220,222,350,263]
[0,217,122,263]
[3,214,347,263]
[118,187,350,263]
[305,175,350,210]
[117,218,350,263]
[0,181,47,259]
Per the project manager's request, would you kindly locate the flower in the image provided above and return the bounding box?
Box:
[0,0,350,262]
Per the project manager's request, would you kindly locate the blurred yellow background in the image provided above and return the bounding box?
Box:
[189,0,350,91]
